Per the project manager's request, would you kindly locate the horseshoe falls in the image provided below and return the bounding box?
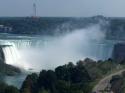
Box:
[0,25,115,71]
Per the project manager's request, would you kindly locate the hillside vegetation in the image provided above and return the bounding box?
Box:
[0,58,124,93]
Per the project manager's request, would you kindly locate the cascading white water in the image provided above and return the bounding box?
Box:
[0,25,117,71]
[2,45,20,65]
[2,44,29,69]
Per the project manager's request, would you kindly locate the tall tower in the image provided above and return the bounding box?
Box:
[33,3,37,17]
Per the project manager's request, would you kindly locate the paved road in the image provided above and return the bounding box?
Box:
[92,69,125,93]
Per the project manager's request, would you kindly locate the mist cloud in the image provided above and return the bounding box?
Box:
[17,25,107,71]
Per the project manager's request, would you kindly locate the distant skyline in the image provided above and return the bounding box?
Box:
[0,0,125,17]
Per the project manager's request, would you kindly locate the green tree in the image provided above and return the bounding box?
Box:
[20,73,38,93]
[5,86,19,93]
[38,70,57,93]
[38,88,50,93]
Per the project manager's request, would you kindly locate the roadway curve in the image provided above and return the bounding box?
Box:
[92,69,125,93]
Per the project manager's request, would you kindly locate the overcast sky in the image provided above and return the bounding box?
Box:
[0,0,125,17]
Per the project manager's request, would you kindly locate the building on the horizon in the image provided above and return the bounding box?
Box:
[0,25,12,32]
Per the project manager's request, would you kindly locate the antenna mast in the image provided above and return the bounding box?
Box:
[33,2,37,17]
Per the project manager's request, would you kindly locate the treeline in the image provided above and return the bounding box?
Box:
[0,58,124,93]
[0,17,84,35]
[0,82,19,93]
[20,61,92,93]
[0,17,106,35]
[1,17,125,40]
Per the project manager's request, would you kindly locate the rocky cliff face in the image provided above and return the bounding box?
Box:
[0,46,5,63]
[0,63,21,76]
[112,43,125,63]
[0,45,21,76]
[110,72,125,93]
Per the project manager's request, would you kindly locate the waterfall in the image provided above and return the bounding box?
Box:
[0,36,116,71]
[2,45,20,66]
[1,44,30,70]
[0,25,118,71]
